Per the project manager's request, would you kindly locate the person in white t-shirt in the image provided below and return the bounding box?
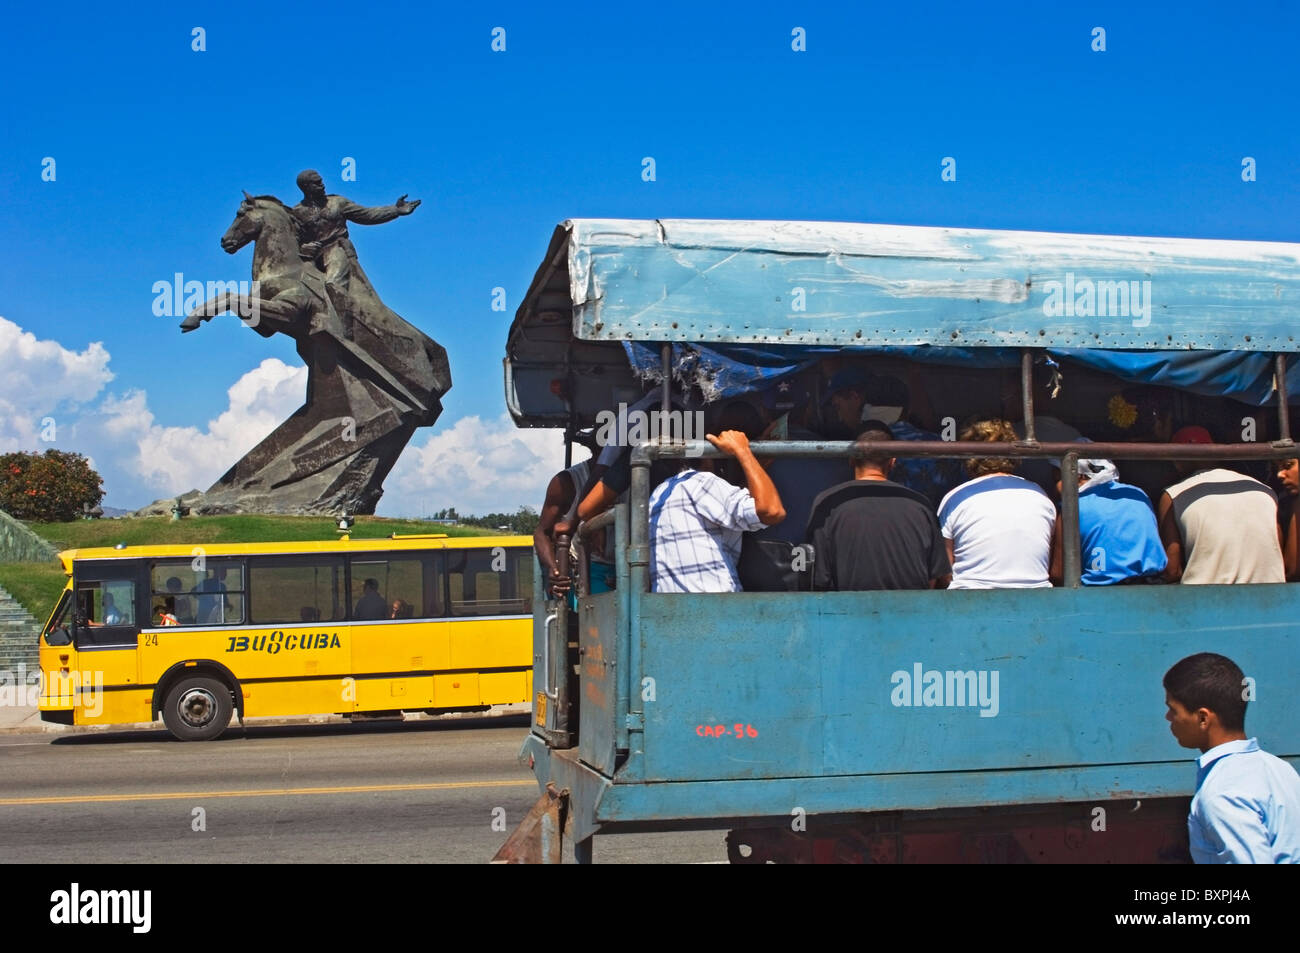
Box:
[938,418,1061,589]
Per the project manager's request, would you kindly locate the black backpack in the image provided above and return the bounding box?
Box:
[738,536,812,592]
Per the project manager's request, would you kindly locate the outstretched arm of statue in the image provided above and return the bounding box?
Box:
[340,195,421,225]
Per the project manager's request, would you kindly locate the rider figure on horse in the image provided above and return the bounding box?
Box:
[291,169,421,339]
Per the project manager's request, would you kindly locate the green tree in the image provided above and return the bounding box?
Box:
[457,506,539,535]
[511,506,540,535]
[0,450,105,522]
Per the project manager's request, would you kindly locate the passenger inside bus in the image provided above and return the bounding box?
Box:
[194,567,230,623]
[164,576,194,624]
[154,597,180,626]
[101,593,126,625]
[353,578,388,619]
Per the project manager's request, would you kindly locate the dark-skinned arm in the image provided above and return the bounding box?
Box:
[1048,512,1064,586]
[577,479,618,523]
[1280,500,1297,581]
[533,472,576,595]
[1156,491,1183,583]
[708,430,785,525]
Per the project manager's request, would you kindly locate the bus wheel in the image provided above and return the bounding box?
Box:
[162,676,233,741]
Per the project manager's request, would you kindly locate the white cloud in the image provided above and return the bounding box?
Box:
[74,360,307,498]
[0,316,564,515]
[0,315,113,448]
[379,413,567,517]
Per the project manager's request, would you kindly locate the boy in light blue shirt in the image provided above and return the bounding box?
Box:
[1163,652,1300,863]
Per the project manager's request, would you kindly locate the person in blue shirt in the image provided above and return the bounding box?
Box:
[101,593,126,626]
[1052,450,1167,585]
[1163,652,1300,863]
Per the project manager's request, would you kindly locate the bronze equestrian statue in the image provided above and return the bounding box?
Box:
[174,171,450,515]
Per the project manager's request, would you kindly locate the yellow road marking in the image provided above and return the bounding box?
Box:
[0,779,535,806]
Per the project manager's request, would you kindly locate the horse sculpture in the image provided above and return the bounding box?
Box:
[175,192,450,515]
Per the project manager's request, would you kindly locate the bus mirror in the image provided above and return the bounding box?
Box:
[45,627,72,647]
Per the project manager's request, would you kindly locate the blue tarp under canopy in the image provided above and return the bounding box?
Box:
[624,342,1297,407]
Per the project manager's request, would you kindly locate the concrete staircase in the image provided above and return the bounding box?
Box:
[0,585,41,673]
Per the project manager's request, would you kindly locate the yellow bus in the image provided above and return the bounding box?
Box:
[36,534,535,740]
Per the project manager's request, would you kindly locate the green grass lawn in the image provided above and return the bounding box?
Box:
[0,562,67,625]
[0,515,500,621]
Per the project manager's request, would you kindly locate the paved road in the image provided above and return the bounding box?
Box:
[0,716,728,864]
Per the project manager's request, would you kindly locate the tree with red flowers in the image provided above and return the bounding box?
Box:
[0,450,105,522]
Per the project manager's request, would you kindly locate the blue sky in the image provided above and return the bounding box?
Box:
[1,0,1297,514]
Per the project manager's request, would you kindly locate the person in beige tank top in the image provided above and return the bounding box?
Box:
[1156,426,1285,584]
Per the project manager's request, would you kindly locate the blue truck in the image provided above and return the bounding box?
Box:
[497,219,1300,863]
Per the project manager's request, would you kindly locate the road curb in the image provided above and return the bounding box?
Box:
[0,703,530,737]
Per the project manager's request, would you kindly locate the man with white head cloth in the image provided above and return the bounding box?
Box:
[1052,440,1168,585]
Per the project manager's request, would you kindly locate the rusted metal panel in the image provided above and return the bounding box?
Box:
[578,590,620,776]
[490,782,569,865]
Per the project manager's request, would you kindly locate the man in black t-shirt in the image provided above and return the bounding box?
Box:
[805,422,952,590]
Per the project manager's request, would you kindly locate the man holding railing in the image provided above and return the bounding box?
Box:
[648,430,785,593]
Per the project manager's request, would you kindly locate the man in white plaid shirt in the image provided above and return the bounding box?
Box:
[649,430,786,592]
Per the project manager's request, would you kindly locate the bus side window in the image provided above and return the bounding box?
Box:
[348,556,424,620]
[446,550,472,610]
[422,552,446,618]
[72,580,140,648]
[149,561,212,625]
[446,548,530,617]
[74,585,98,629]
[248,557,344,625]
[44,589,72,646]
[513,551,534,615]
[182,560,247,625]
